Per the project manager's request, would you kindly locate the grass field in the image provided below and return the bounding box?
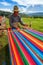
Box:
[22,17,43,32]
[0,17,43,65]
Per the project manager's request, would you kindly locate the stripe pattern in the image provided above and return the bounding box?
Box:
[8,28,43,65]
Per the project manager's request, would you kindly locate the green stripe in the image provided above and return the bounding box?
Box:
[11,33,29,65]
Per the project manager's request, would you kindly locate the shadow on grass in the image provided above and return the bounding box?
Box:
[0,44,10,65]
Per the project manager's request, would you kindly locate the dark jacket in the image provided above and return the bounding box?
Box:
[9,14,25,28]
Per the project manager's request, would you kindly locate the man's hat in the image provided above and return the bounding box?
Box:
[13,5,19,12]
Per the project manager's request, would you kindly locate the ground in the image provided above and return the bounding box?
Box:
[0,17,43,65]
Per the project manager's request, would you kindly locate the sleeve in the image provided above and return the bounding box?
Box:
[9,15,14,27]
[19,16,25,25]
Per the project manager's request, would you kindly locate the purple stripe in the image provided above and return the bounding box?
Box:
[27,29,43,36]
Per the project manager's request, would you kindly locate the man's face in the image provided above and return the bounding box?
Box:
[14,11,19,16]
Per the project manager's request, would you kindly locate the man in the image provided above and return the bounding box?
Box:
[9,5,28,29]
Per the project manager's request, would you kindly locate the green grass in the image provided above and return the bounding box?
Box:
[0,35,8,48]
[22,17,43,32]
[0,17,43,65]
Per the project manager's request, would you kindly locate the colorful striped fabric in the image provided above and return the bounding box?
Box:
[13,31,43,60]
[24,29,43,41]
[8,28,43,65]
[18,30,43,51]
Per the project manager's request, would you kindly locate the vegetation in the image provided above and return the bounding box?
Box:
[22,17,43,32]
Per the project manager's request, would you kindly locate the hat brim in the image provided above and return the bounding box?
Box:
[14,10,19,12]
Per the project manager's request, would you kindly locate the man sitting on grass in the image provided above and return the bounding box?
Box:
[9,5,28,29]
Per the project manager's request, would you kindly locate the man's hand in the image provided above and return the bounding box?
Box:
[13,22,19,28]
[16,28,20,31]
[23,24,28,29]
[23,25,28,29]
[24,24,28,26]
